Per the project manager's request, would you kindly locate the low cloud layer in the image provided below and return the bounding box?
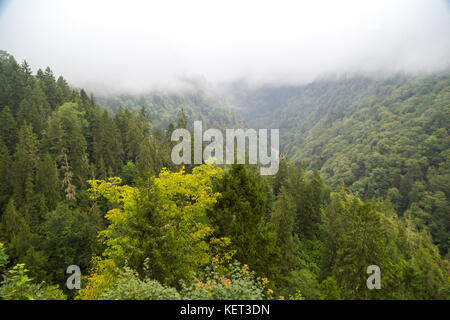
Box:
[1,0,450,92]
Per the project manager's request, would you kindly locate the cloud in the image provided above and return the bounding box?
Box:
[1,0,449,92]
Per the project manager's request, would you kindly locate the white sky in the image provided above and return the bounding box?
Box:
[1,0,449,92]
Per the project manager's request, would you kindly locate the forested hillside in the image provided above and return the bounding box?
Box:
[0,51,449,300]
[224,74,450,256]
[97,91,243,133]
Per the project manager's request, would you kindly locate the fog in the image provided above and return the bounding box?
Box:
[1,0,450,93]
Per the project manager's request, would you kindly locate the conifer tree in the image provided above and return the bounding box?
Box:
[0,138,12,210]
[210,164,278,277]
[12,124,39,204]
[271,186,299,276]
[0,106,17,152]
[36,153,60,211]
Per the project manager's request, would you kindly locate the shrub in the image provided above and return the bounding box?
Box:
[181,261,270,300]
[98,267,181,300]
[0,264,66,300]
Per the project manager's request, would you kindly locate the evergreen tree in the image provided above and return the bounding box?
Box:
[56,76,71,102]
[0,106,17,152]
[0,199,32,262]
[40,202,101,284]
[0,138,12,210]
[210,165,278,277]
[36,153,60,211]
[176,107,188,129]
[320,190,389,299]
[40,67,59,109]
[270,186,299,277]
[12,124,39,204]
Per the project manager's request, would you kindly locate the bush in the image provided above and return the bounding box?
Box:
[99,267,181,300]
[0,243,8,272]
[284,269,320,300]
[319,277,341,300]
[181,261,270,300]
[0,264,66,300]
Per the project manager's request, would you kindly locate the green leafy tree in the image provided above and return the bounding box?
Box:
[0,264,66,300]
[84,164,223,290]
[319,277,341,300]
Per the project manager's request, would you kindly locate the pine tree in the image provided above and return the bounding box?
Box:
[20,60,33,88]
[272,154,290,196]
[56,76,71,102]
[0,138,12,210]
[101,110,124,174]
[0,199,32,262]
[271,186,299,276]
[36,153,60,211]
[12,124,39,204]
[165,122,175,143]
[40,67,59,109]
[136,139,154,175]
[176,108,188,129]
[1,199,27,240]
[0,106,17,152]
[288,165,327,240]
[320,191,389,299]
[210,164,278,277]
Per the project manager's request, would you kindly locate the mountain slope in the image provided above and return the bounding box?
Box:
[97,90,244,133]
[224,73,450,255]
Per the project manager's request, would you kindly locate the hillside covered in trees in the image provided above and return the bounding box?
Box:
[97,90,243,133]
[224,74,450,257]
[0,51,449,300]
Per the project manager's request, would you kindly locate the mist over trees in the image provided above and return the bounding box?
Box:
[0,51,448,300]
[224,74,450,257]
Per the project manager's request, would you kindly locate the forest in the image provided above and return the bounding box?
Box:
[224,74,450,257]
[0,50,449,300]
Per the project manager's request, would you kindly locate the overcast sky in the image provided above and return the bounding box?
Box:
[1,0,450,92]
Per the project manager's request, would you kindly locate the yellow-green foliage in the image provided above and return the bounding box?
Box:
[79,164,224,299]
[77,257,117,300]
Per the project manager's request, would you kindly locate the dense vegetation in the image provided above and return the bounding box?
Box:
[0,51,448,300]
[225,74,450,257]
[97,90,243,133]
